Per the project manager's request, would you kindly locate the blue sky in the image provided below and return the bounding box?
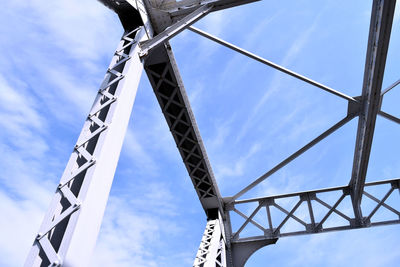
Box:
[0,0,399,266]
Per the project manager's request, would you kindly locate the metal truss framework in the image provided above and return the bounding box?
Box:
[194,218,227,267]
[25,26,149,266]
[229,178,400,241]
[144,43,224,215]
[24,0,398,266]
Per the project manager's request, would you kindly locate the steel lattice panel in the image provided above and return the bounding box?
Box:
[23,0,399,266]
[144,44,223,214]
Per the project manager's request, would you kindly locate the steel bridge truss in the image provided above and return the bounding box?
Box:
[229,178,400,241]
[24,0,398,266]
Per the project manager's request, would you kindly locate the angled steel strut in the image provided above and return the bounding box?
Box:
[143,43,224,215]
[24,0,398,266]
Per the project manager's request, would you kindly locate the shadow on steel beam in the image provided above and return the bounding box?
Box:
[231,238,278,267]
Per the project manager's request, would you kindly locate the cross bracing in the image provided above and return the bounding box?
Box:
[144,43,223,215]
[229,178,400,241]
[21,0,399,266]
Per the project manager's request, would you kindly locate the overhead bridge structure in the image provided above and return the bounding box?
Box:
[24,0,399,266]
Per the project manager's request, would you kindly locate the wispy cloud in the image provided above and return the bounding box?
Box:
[269,228,400,267]
[0,75,48,157]
[0,0,122,126]
[213,142,261,187]
[123,130,159,175]
[216,13,280,92]
[1,0,399,266]
[235,11,323,143]
[91,192,184,267]
[0,11,155,259]
[0,190,48,267]
[0,75,58,266]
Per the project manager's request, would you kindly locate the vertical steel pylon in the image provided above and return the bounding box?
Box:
[25,24,149,267]
[24,0,399,266]
[193,217,226,267]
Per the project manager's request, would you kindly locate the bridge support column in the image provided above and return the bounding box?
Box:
[194,218,227,267]
[24,27,148,267]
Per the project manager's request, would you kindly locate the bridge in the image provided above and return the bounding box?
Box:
[24,0,399,266]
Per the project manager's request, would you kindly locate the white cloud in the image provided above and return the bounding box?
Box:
[214,142,261,185]
[216,13,280,93]
[90,197,162,267]
[91,184,185,267]
[0,0,122,126]
[0,189,48,267]
[27,0,120,62]
[235,12,322,143]
[0,74,55,201]
[0,0,137,265]
[0,77,54,265]
[0,77,58,267]
[123,130,159,175]
[278,228,400,267]
[1,0,399,266]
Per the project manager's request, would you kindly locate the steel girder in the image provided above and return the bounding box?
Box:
[143,43,224,216]
[349,0,396,221]
[144,0,261,33]
[97,0,145,31]
[24,0,399,266]
[227,178,400,242]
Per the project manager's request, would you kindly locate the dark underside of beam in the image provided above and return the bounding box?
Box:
[169,0,261,19]
[97,0,144,31]
[143,43,223,218]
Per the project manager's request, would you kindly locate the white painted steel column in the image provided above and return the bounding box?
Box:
[194,219,226,267]
[25,27,148,267]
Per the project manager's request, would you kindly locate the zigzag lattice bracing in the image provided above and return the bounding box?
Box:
[23,0,399,266]
[228,178,400,242]
[25,27,144,266]
[146,62,215,198]
[194,219,226,267]
[144,44,223,214]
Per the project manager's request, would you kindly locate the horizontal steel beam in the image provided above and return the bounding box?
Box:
[232,177,400,204]
[227,178,400,243]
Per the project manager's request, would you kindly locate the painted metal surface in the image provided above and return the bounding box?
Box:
[24,27,148,267]
[228,178,400,242]
[194,219,226,267]
[349,0,396,221]
[23,0,399,266]
[143,43,224,214]
[140,4,213,56]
